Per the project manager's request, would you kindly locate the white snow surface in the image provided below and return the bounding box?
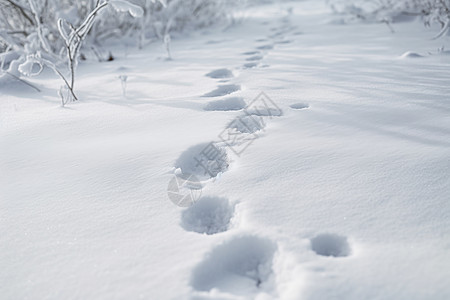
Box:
[1,1,450,299]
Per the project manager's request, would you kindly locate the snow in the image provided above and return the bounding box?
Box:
[1,1,450,299]
[204,97,247,111]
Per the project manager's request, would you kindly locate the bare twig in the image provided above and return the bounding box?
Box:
[5,71,41,92]
[4,0,34,26]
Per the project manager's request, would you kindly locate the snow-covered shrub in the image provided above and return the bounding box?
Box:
[0,0,238,103]
[328,0,450,37]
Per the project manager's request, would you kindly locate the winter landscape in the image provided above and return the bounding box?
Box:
[1,0,450,299]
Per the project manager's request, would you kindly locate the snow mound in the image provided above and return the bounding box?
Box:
[181,197,235,235]
[400,51,423,58]
[204,97,246,111]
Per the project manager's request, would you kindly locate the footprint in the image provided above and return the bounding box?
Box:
[275,40,292,45]
[174,142,229,180]
[255,38,268,42]
[269,32,285,38]
[290,103,309,110]
[257,44,274,50]
[246,55,263,61]
[205,68,234,79]
[191,235,277,296]
[204,97,246,111]
[244,93,282,117]
[243,62,259,69]
[242,51,260,55]
[206,40,223,45]
[180,197,235,235]
[310,233,351,257]
[228,115,265,134]
[202,84,241,97]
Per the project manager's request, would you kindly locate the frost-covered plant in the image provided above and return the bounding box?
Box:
[328,0,450,37]
[0,0,239,104]
[119,74,128,98]
[53,0,144,104]
[34,0,145,105]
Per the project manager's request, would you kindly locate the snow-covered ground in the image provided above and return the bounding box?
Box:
[1,1,450,299]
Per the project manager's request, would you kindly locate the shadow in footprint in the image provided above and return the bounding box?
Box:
[181,197,235,235]
[206,40,224,45]
[269,32,285,38]
[257,44,274,50]
[191,235,277,296]
[275,40,292,45]
[205,68,233,79]
[204,97,246,111]
[242,51,260,55]
[290,103,309,110]
[243,62,259,69]
[228,115,265,134]
[246,55,263,61]
[203,84,241,97]
[174,142,228,180]
[310,233,351,257]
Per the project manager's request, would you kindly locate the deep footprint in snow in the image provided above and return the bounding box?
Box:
[269,31,285,38]
[275,39,292,45]
[205,68,234,79]
[242,51,260,55]
[246,55,264,61]
[202,84,241,97]
[243,62,259,69]
[227,115,265,134]
[174,142,229,180]
[310,233,351,257]
[244,93,282,116]
[290,103,309,110]
[257,44,274,50]
[180,197,235,235]
[204,97,246,111]
[191,235,277,295]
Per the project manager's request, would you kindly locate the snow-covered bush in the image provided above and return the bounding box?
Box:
[328,0,450,37]
[0,0,238,104]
